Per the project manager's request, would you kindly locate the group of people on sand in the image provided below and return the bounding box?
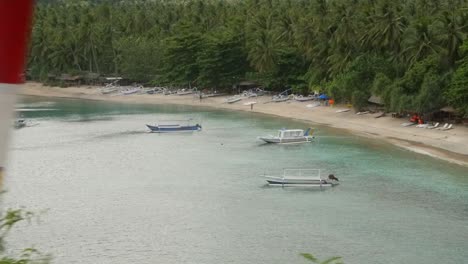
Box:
[410,113,424,124]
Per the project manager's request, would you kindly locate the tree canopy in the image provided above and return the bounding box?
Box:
[29,0,468,114]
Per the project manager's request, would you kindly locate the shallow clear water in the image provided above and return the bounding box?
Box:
[5,96,468,264]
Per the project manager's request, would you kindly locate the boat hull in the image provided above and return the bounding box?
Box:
[227,97,242,103]
[101,88,118,94]
[265,176,338,187]
[177,92,193,95]
[146,124,201,133]
[272,98,289,102]
[294,96,314,102]
[122,90,139,95]
[259,136,312,144]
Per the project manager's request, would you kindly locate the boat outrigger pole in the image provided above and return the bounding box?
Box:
[0,1,35,187]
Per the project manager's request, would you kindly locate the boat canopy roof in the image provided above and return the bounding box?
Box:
[278,129,304,137]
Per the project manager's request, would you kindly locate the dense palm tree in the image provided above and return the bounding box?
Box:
[433,8,467,66]
[29,0,468,114]
[401,17,442,67]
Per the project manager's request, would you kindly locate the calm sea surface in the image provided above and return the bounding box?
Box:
[4,96,468,264]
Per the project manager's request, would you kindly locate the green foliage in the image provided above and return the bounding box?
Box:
[352,90,369,111]
[447,40,468,116]
[116,37,161,82]
[28,0,468,111]
[0,207,50,264]
[384,55,450,112]
[197,30,248,88]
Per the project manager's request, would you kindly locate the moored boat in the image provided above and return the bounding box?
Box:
[14,119,26,129]
[258,128,314,144]
[146,120,202,133]
[264,168,339,188]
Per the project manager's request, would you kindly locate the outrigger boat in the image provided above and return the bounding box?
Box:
[264,169,339,188]
[100,87,118,95]
[271,95,289,102]
[146,119,202,133]
[14,119,26,129]
[121,86,141,95]
[226,95,242,104]
[294,95,315,102]
[177,89,194,95]
[258,128,314,144]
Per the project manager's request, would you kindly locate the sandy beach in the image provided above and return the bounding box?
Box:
[19,82,468,167]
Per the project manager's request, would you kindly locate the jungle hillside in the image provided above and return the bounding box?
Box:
[28,0,468,114]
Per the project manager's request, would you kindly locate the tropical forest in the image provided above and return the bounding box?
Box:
[29,0,468,115]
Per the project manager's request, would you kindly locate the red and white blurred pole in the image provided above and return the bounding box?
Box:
[0,1,35,186]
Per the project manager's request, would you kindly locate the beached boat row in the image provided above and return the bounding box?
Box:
[100,83,201,96]
[224,88,267,104]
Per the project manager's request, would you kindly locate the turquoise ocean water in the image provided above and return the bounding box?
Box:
[5,96,468,264]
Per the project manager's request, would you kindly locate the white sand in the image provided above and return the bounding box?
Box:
[20,82,468,167]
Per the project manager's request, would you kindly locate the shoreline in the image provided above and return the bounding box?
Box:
[19,82,468,167]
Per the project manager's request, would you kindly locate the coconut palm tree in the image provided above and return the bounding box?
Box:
[401,17,442,67]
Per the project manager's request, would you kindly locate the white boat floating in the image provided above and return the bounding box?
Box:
[258,128,314,144]
[264,168,339,188]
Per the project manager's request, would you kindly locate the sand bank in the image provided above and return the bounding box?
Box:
[19,82,468,167]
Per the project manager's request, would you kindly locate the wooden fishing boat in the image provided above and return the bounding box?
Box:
[14,119,26,129]
[294,95,315,102]
[226,95,242,104]
[100,87,118,95]
[177,89,194,95]
[258,128,314,144]
[146,119,202,133]
[271,95,290,102]
[264,168,339,188]
[121,86,141,95]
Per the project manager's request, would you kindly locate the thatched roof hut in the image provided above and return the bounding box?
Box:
[368,95,384,105]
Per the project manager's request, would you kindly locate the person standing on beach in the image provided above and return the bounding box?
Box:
[199,92,202,102]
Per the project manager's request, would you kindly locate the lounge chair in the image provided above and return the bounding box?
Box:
[416,124,429,128]
[441,124,453,131]
[436,123,449,130]
[426,122,439,129]
[401,122,416,127]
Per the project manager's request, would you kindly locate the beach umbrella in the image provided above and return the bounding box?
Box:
[318,94,329,100]
[0,0,35,185]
